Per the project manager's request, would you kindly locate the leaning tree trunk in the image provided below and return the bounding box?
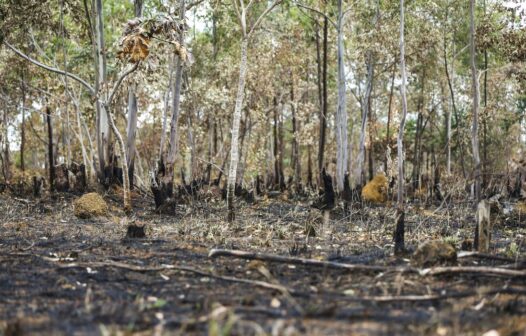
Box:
[335,0,349,193]
[227,37,248,222]
[394,0,408,256]
[470,0,482,248]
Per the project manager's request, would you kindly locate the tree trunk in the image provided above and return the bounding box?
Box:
[156,0,186,207]
[273,96,280,188]
[159,55,175,160]
[394,0,408,255]
[126,84,138,189]
[46,107,55,192]
[443,22,466,178]
[2,110,11,183]
[291,72,301,192]
[335,0,349,193]
[318,16,328,180]
[384,68,395,174]
[358,51,374,187]
[126,0,143,190]
[470,0,482,247]
[94,0,110,181]
[20,74,26,172]
[227,37,249,222]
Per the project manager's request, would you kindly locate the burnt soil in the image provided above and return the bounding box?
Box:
[1,191,525,335]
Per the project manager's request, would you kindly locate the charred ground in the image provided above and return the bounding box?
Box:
[0,190,525,335]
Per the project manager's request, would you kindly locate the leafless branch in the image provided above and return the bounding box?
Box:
[4,41,96,95]
[247,0,283,38]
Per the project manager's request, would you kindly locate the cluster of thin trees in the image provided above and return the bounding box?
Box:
[0,0,523,252]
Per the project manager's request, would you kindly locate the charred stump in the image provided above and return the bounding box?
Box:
[126,223,146,238]
[311,169,335,235]
[150,159,176,214]
[54,164,70,192]
[32,176,44,197]
[394,207,406,256]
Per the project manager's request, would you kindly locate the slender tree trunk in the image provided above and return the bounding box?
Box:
[318,16,328,180]
[394,0,408,255]
[2,110,11,183]
[94,0,110,179]
[159,55,175,160]
[126,0,143,189]
[335,0,349,193]
[46,107,55,192]
[227,37,248,221]
[482,0,488,188]
[470,0,481,202]
[61,0,71,166]
[315,23,323,178]
[20,74,26,172]
[273,96,280,188]
[412,70,425,189]
[291,72,301,191]
[384,68,395,174]
[443,24,466,178]
[160,0,186,202]
[358,51,374,186]
[126,84,138,189]
[470,0,482,247]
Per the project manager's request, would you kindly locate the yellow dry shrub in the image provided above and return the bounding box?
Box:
[73,193,109,219]
[515,201,526,214]
[361,174,388,203]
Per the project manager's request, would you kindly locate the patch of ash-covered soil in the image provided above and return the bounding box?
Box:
[0,192,525,335]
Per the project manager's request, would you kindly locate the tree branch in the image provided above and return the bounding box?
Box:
[247,0,283,38]
[4,41,95,95]
[294,2,337,30]
[106,62,139,106]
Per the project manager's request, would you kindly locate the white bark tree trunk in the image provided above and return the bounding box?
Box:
[94,0,109,174]
[227,37,248,221]
[357,51,374,187]
[335,0,349,193]
[163,0,186,190]
[470,0,481,201]
[394,0,408,254]
[126,84,138,185]
[126,0,143,188]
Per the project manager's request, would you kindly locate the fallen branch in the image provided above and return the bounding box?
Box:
[458,251,525,264]
[420,266,526,277]
[52,259,297,295]
[209,248,413,273]
[338,287,526,302]
[209,249,526,278]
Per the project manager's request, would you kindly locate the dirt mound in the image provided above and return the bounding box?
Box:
[361,174,388,203]
[412,240,457,267]
[73,192,109,219]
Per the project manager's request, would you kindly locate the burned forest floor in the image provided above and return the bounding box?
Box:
[1,190,525,336]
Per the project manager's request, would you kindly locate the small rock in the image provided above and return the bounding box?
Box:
[411,240,457,267]
[73,193,109,219]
